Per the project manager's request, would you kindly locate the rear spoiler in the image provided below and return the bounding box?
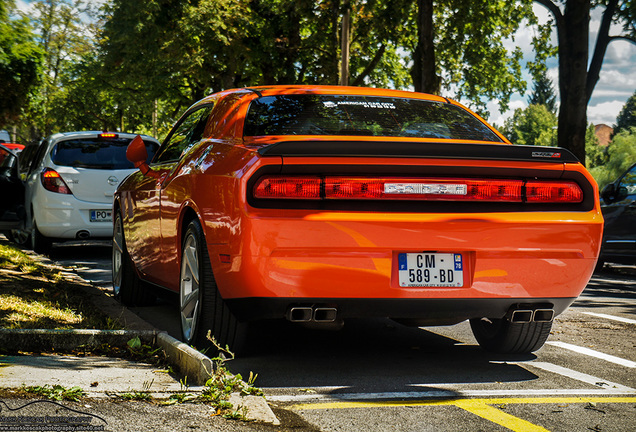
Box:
[257,140,580,164]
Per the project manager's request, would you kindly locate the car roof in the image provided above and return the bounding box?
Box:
[251,85,449,101]
[194,85,454,108]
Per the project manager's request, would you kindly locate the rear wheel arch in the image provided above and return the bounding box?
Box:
[179,217,246,352]
[179,206,199,253]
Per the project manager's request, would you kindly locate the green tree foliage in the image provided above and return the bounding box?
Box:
[585,123,606,168]
[93,0,543,133]
[527,69,557,113]
[615,90,636,135]
[9,0,632,146]
[589,128,636,189]
[503,104,557,146]
[11,0,95,142]
[0,0,43,127]
[93,0,417,138]
[427,0,536,115]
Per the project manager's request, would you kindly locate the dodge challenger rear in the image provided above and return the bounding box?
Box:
[114,86,603,354]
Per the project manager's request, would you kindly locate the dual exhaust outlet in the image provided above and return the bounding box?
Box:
[286,305,553,324]
[287,306,338,323]
[509,308,554,323]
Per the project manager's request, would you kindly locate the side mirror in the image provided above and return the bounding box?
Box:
[616,186,629,202]
[601,183,616,203]
[126,135,150,175]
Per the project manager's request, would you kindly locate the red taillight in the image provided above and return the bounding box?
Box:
[325,178,385,199]
[253,176,321,199]
[252,176,583,204]
[325,178,523,201]
[526,180,583,203]
[99,133,118,139]
[41,168,72,194]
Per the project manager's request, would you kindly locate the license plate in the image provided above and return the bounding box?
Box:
[90,210,112,222]
[398,253,463,287]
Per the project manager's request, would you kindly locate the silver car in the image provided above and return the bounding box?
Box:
[17,131,159,254]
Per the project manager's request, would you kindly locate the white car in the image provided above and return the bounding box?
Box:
[20,131,159,254]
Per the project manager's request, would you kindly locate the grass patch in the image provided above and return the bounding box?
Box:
[0,241,120,330]
[19,384,85,402]
[164,334,263,421]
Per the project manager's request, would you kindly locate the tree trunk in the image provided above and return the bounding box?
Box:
[557,0,589,164]
[586,0,617,103]
[411,0,440,94]
[339,3,350,86]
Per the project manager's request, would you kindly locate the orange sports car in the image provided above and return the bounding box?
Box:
[113,86,603,354]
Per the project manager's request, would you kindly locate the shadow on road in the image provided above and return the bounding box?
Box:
[229,318,538,393]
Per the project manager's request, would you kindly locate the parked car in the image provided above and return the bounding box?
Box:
[14,131,159,254]
[1,143,25,154]
[114,86,603,354]
[599,163,636,266]
[0,130,11,143]
[0,144,26,239]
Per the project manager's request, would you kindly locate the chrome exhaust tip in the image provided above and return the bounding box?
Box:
[287,307,313,322]
[313,307,338,323]
[533,309,555,322]
[510,310,533,323]
[76,230,90,240]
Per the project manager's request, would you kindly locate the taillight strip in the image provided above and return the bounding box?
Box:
[252,176,322,199]
[526,180,583,203]
[252,176,584,204]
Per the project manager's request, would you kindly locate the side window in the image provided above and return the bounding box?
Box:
[154,105,213,164]
[619,165,636,196]
[28,139,50,174]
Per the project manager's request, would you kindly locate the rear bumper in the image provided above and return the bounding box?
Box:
[211,211,603,304]
[226,297,577,323]
[33,192,113,239]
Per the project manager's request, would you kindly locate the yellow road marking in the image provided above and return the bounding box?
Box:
[454,399,549,432]
[290,397,636,432]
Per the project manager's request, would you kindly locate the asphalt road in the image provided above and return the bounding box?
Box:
[44,241,636,431]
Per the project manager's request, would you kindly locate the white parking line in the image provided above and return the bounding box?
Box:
[582,311,636,325]
[547,341,636,368]
[265,387,636,403]
[526,361,635,391]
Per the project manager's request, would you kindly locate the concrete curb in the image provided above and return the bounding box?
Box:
[156,332,213,386]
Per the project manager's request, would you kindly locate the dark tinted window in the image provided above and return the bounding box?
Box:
[17,144,41,177]
[620,165,636,196]
[244,95,502,142]
[154,105,213,163]
[51,137,158,169]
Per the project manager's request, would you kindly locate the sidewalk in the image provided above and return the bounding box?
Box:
[0,241,279,426]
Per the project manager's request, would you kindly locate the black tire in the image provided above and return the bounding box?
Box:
[31,218,52,255]
[6,229,31,247]
[179,219,246,353]
[112,211,155,306]
[470,317,552,354]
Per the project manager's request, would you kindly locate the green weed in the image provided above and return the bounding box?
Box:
[21,384,85,401]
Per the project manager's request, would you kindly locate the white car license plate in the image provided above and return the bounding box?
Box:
[398,253,463,287]
[90,210,112,222]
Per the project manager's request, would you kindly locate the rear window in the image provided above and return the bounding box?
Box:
[51,137,158,169]
[244,95,502,142]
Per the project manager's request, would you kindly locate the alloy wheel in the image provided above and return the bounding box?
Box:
[111,215,124,296]
[180,232,201,343]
